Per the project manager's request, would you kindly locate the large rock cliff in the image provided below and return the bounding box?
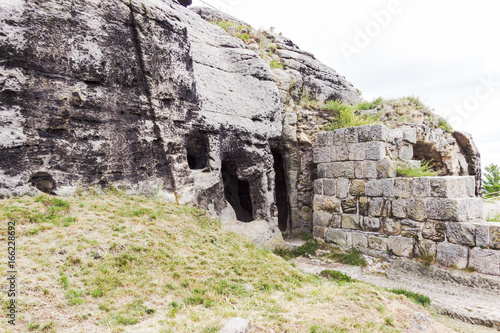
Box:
[0,0,359,244]
[0,0,481,246]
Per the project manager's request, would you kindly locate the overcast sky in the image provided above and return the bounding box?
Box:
[191,0,500,169]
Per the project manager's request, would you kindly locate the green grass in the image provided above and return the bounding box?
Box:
[274,239,320,260]
[0,192,450,332]
[396,161,439,178]
[321,99,380,130]
[269,59,284,69]
[319,270,353,283]
[328,248,368,267]
[486,214,500,222]
[388,288,431,307]
[357,97,383,110]
[438,117,453,133]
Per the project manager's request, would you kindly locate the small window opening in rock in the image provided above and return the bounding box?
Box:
[29,172,56,194]
[272,149,289,232]
[222,161,253,222]
[186,134,208,170]
[413,141,445,175]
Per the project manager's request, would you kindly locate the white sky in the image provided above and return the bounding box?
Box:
[191,0,500,169]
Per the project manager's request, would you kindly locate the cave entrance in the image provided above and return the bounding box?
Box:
[413,141,445,175]
[272,149,289,232]
[222,161,253,222]
[186,134,208,170]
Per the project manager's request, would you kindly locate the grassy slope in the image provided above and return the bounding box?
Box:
[0,192,455,333]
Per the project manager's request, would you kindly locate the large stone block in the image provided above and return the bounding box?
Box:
[368,234,388,251]
[475,223,490,248]
[414,239,437,258]
[344,127,358,143]
[313,211,333,227]
[352,232,369,249]
[400,218,421,238]
[354,161,364,179]
[392,199,407,218]
[350,180,366,196]
[430,176,468,198]
[316,132,330,147]
[383,218,401,236]
[313,226,326,238]
[342,161,356,179]
[412,178,431,197]
[358,125,372,142]
[447,222,476,247]
[398,144,413,161]
[371,124,390,142]
[363,161,378,179]
[376,160,397,178]
[332,128,345,145]
[313,179,323,195]
[342,214,361,230]
[422,221,446,242]
[366,180,383,196]
[369,197,391,217]
[394,178,412,199]
[426,198,467,221]
[349,143,366,161]
[313,195,341,213]
[313,147,331,164]
[325,228,352,247]
[491,224,500,250]
[466,198,483,220]
[407,198,427,221]
[366,142,387,160]
[469,247,500,276]
[436,243,468,269]
[403,127,417,144]
[382,178,395,197]
[336,144,349,161]
[323,179,336,196]
[325,162,343,178]
[362,216,381,232]
[317,163,327,178]
[388,236,414,257]
[336,178,350,199]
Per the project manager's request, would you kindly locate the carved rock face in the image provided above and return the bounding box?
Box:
[0,0,283,228]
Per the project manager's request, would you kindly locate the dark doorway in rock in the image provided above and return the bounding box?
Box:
[413,141,445,175]
[272,150,289,232]
[221,161,253,222]
[186,134,208,170]
[29,172,56,194]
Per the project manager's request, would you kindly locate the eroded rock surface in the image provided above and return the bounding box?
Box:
[0,0,284,232]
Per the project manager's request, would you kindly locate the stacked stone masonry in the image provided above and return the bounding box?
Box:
[312,124,500,276]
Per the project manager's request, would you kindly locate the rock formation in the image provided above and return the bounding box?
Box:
[0,0,486,255]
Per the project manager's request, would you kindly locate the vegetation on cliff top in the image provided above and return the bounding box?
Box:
[0,191,455,332]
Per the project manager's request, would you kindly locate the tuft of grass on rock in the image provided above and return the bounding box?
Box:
[320,270,354,283]
[328,248,368,267]
[388,288,431,307]
[396,160,439,178]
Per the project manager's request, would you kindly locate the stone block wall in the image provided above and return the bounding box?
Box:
[312,124,500,276]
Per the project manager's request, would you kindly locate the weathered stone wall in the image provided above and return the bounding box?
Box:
[312,124,500,276]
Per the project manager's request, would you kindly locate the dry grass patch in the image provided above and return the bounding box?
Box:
[0,192,455,332]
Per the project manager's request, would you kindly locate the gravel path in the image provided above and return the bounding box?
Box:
[292,256,500,331]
